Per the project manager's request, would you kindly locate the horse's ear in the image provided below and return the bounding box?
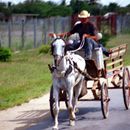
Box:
[49,33,57,39]
[53,34,57,39]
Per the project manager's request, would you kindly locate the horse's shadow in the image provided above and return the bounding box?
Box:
[12,109,51,130]
[58,106,103,130]
[76,107,103,121]
[12,106,103,130]
[59,107,103,122]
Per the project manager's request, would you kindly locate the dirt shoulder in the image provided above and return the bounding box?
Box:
[0,89,92,130]
[0,93,50,130]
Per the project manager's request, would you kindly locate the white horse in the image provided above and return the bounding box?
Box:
[50,36,86,130]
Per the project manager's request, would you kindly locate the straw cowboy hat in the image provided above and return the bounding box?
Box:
[78,10,90,18]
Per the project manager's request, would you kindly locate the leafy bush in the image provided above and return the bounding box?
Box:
[0,47,12,61]
[39,44,51,54]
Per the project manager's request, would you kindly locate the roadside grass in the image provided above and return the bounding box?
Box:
[106,33,130,65]
[0,33,130,110]
[0,49,52,110]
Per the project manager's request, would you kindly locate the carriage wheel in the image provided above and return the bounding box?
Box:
[122,67,130,109]
[100,81,109,119]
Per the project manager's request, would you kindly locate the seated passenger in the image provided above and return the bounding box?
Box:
[64,10,111,59]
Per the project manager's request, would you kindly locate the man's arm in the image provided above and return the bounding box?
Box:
[83,34,97,41]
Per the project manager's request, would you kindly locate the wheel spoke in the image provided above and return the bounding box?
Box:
[101,81,109,118]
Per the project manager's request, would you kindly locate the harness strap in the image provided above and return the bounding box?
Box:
[65,65,73,77]
[48,64,56,73]
[48,56,98,81]
[73,61,98,81]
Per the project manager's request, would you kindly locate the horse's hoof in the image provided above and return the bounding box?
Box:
[52,126,58,130]
[69,120,75,126]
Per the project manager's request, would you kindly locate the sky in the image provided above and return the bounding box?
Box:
[0,0,130,7]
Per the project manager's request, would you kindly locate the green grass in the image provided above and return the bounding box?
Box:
[0,33,130,110]
[0,49,52,110]
[106,33,130,65]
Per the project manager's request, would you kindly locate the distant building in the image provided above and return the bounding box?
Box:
[12,14,39,23]
[0,13,39,23]
[0,13,9,21]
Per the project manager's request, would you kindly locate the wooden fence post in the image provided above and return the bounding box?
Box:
[96,16,102,31]
[43,19,47,44]
[8,20,11,48]
[21,19,25,48]
[33,17,37,48]
[61,17,65,32]
[54,17,57,33]
[111,15,117,35]
[0,39,1,47]
[0,33,1,47]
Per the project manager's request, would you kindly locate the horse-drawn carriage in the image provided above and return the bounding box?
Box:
[48,33,130,129]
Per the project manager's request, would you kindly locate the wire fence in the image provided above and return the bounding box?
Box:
[0,14,130,50]
[117,14,130,33]
[0,16,71,50]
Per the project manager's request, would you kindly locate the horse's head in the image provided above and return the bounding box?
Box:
[51,38,66,67]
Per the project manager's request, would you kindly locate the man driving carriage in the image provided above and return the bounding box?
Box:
[64,10,111,59]
[63,10,112,99]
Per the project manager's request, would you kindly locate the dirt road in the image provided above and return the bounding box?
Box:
[0,93,50,130]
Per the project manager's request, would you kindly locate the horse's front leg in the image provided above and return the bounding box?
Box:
[53,87,59,130]
[67,85,76,126]
[73,78,83,113]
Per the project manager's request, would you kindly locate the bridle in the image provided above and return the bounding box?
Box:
[51,38,67,68]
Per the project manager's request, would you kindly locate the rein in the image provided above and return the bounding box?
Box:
[48,54,73,77]
[72,61,98,81]
[68,39,85,53]
[49,36,96,79]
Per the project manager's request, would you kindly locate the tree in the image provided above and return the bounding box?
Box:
[89,0,99,4]
[89,4,102,15]
[107,2,119,12]
[70,0,90,13]
[1,0,129,18]
[11,0,72,17]
[0,2,6,12]
[61,0,66,6]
